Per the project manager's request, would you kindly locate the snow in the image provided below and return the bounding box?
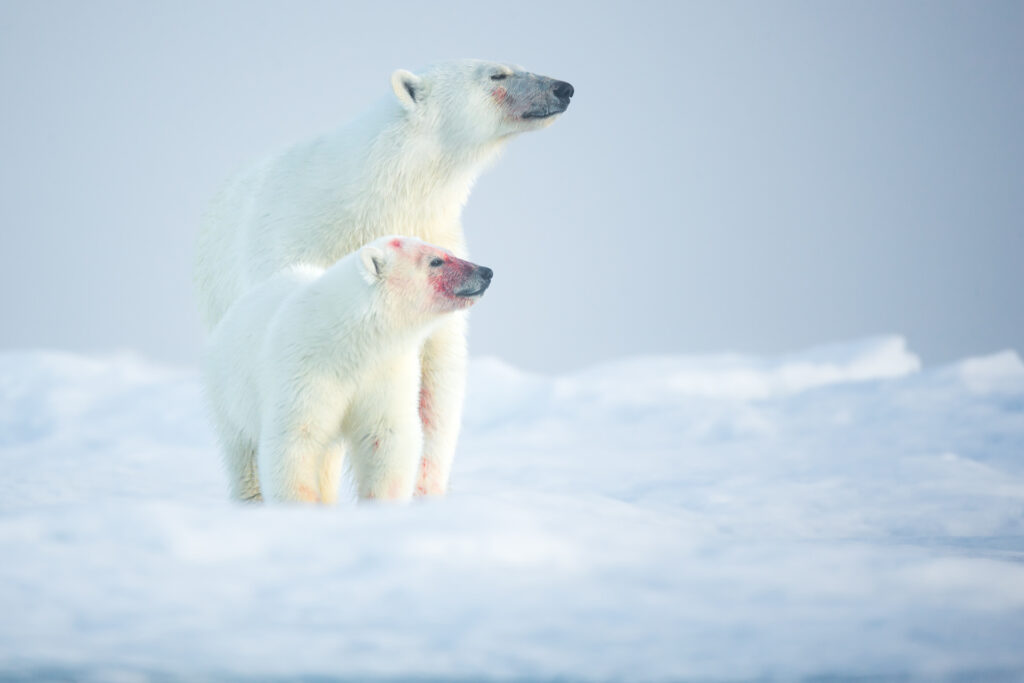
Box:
[1,336,1023,681]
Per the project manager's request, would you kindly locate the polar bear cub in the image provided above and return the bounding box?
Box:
[202,236,493,504]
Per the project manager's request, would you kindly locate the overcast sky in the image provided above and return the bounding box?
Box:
[1,1,1021,372]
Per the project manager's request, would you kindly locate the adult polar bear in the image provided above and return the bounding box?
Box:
[195,59,573,497]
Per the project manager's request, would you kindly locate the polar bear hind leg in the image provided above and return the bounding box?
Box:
[220,432,262,503]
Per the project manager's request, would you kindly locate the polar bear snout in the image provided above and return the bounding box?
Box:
[552,80,574,103]
[513,74,574,121]
[544,80,574,116]
[454,264,493,298]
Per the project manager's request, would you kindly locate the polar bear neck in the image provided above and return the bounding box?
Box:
[298,262,434,370]
[348,106,508,247]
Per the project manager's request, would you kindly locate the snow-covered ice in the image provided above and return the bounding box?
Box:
[1,336,1023,681]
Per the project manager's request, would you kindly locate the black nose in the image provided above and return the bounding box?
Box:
[552,80,574,100]
[477,266,493,281]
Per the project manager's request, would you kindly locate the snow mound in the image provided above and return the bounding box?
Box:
[958,349,1024,394]
[557,334,921,402]
[1,338,1023,682]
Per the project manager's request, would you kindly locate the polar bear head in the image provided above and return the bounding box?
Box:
[389,59,573,149]
[359,236,493,321]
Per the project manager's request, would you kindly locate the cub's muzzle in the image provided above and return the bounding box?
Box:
[454,265,493,298]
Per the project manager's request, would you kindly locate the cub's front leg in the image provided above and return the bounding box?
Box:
[257,380,349,504]
[346,354,424,501]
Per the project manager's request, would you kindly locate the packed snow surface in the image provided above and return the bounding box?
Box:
[1,336,1023,681]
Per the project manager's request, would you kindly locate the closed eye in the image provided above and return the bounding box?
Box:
[430,257,444,267]
[490,73,508,81]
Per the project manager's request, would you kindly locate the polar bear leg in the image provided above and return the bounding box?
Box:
[347,356,424,501]
[317,439,345,504]
[415,313,468,496]
[222,434,262,503]
[258,407,339,504]
[207,403,262,501]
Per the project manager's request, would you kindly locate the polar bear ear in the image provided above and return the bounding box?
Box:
[359,245,387,285]
[391,69,422,111]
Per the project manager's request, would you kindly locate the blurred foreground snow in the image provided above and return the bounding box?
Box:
[1,336,1023,681]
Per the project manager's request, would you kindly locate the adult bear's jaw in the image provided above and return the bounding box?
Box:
[520,111,561,120]
[520,101,570,120]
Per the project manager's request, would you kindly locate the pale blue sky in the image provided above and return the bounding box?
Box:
[1,1,1021,371]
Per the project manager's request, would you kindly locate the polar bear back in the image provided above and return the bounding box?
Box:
[202,264,325,440]
[195,102,476,331]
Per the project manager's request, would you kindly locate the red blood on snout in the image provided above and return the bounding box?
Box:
[429,254,477,299]
[492,86,507,102]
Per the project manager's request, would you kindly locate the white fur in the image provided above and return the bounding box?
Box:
[195,59,566,496]
[202,236,484,504]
